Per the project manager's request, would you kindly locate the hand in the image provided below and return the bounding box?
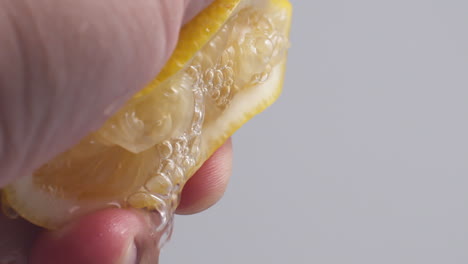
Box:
[0,1,232,263]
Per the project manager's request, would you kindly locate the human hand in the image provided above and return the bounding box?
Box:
[0,1,232,263]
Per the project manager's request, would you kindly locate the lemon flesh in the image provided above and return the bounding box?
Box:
[3,0,292,229]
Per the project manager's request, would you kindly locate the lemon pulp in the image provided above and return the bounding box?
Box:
[3,0,292,229]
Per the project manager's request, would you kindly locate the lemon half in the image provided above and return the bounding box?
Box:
[3,0,292,229]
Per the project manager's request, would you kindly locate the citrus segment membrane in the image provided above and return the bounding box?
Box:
[3,0,292,230]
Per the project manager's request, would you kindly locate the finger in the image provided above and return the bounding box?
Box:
[30,208,164,264]
[176,138,233,215]
[0,0,213,186]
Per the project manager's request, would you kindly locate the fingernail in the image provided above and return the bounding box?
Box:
[120,240,138,264]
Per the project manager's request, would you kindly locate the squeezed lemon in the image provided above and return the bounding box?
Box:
[3,0,292,229]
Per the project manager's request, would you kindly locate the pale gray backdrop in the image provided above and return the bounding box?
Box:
[161,0,468,263]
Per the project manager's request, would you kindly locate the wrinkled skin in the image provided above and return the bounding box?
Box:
[0,0,233,263]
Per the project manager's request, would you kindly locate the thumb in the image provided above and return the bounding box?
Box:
[0,0,213,186]
[30,209,164,264]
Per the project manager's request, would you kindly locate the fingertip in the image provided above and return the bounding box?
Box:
[30,209,143,264]
[176,139,233,215]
